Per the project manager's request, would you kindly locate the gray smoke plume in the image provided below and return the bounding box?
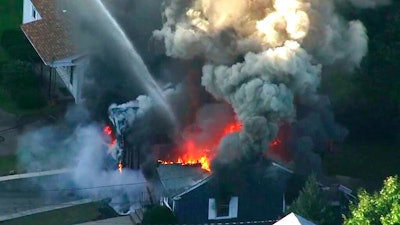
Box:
[182,103,236,143]
[17,106,148,214]
[153,0,369,171]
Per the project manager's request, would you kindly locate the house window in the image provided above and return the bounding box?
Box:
[32,5,37,19]
[216,198,230,217]
[69,66,74,85]
[208,197,238,220]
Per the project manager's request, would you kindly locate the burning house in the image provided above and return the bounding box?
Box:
[16,0,387,223]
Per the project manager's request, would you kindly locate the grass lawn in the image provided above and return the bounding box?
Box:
[0,0,23,62]
[0,154,18,175]
[323,141,400,184]
[0,201,118,225]
[0,88,18,113]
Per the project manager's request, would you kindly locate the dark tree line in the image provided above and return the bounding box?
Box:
[331,3,400,142]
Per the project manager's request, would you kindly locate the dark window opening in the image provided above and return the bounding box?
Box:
[216,198,230,217]
[32,6,36,18]
[69,66,74,85]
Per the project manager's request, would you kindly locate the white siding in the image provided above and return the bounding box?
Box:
[22,0,41,24]
[56,65,82,103]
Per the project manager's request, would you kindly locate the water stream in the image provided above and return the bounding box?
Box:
[93,0,177,125]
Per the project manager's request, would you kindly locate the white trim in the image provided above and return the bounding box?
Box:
[0,169,71,182]
[208,197,238,220]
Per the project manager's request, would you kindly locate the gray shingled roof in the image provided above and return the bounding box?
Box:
[156,164,210,197]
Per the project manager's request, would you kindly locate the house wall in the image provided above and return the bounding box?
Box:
[55,64,83,103]
[53,57,87,103]
[173,177,284,224]
[23,0,42,24]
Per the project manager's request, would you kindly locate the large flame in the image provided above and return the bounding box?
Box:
[159,120,243,172]
[162,120,288,172]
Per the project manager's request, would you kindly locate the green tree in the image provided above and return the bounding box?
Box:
[344,176,400,225]
[0,29,40,62]
[0,60,46,109]
[288,175,337,225]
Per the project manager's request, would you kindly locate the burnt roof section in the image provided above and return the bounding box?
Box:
[156,164,211,198]
[21,0,76,65]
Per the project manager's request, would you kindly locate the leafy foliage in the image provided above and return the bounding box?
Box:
[142,206,177,225]
[288,175,337,225]
[0,29,40,62]
[344,176,400,225]
[0,60,45,109]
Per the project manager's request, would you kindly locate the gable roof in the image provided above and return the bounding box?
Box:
[21,0,76,65]
[273,213,317,225]
[156,164,211,198]
[172,159,293,198]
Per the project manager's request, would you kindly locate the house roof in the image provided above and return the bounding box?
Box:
[172,159,293,199]
[21,0,76,65]
[156,164,211,198]
[273,213,317,225]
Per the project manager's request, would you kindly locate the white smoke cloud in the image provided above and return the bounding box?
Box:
[72,125,147,214]
[17,107,147,215]
[154,0,369,164]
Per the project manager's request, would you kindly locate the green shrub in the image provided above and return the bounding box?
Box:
[142,206,177,225]
[1,60,38,87]
[0,60,46,109]
[0,29,40,62]
[12,87,46,109]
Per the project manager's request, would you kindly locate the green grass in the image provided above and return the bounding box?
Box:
[0,88,18,113]
[0,201,117,225]
[0,87,55,116]
[0,155,18,175]
[323,141,400,182]
[0,0,23,62]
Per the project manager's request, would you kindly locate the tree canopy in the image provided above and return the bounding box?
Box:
[344,176,400,225]
[288,175,337,225]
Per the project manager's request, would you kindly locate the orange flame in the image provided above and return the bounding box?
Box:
[118,161,123,173]
[103,125,116,147]
[159,120,243,172]
[103,125,112,136]
[223,121,242,135]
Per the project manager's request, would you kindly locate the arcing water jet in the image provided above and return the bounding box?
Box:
[93,0,177,126]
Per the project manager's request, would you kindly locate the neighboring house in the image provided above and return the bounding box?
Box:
[273,213,317,225]
[21,0,84,103]
[156,160,292,225]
